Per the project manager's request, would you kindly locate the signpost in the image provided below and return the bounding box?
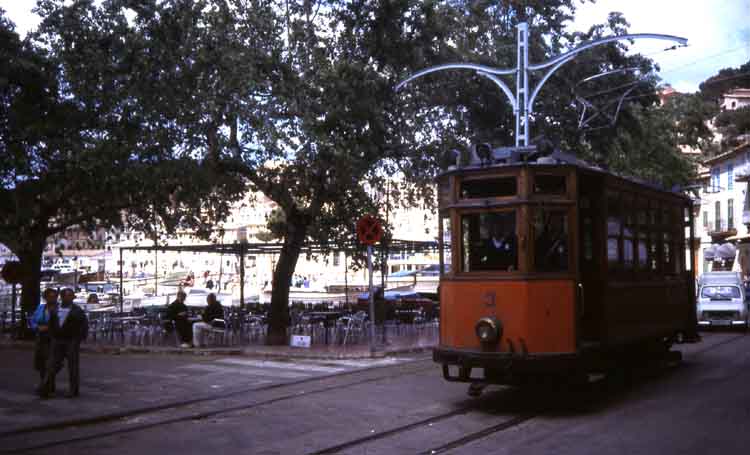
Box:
[1,261,23,334]
[357,215,383,354]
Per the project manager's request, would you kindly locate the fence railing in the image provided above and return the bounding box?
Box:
[1,310,439,349]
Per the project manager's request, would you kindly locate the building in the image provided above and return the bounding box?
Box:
[109,185,439,302]
[720,88,750,111]
[694,141,750,276]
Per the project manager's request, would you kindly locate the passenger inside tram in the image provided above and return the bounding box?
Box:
[464,211,517,272]
[534,210,568,272]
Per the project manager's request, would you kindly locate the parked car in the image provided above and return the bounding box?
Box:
[697,271,748,329]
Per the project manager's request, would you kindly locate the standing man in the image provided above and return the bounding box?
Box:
[192,293,225,348]
[167,290,192,347]
[30,288,58,394]
[40,288,88,398]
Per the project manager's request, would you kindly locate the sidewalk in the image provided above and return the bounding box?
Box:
[0,344,432,440]
[0,338,434,360]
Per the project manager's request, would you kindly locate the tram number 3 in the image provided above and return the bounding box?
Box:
[357,214,383,245]
[483,291,496,308]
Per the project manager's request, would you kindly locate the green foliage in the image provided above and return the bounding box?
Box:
[699,60,750,103]
[0,4,245,310]
[662,93,718,148]
[2,0,700,328]
[714,106,750,148]
[696,59,750,152]
[581,103,696,188]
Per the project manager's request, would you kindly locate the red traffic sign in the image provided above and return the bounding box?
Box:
[1,261,23,284]
[357,214,383,245]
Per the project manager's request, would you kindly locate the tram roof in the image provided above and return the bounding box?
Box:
[437,147,691,201]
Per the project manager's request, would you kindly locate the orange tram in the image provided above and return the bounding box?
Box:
[434,149,698,392]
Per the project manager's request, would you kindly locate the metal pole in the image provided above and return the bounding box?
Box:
[368,245,375,354]
[154,243,158,296]
[218,249,224,292]
[119,248,124,314]
[344,251,349,307]
[687,202,699,341]
[11,283,16,331]
[239,244,245,309]
[382,181,390,291]
[516,22,529,147]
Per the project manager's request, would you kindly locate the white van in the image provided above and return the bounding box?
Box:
[697,271,748,328]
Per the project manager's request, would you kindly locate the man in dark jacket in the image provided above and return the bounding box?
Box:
[31,288,58,394]
[192,293,225,348]
[39,287,88,398]
[167,290,192,347]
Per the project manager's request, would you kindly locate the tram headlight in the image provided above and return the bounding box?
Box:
[475,317,501,344]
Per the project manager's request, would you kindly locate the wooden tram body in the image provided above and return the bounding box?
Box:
[434,156,697,386]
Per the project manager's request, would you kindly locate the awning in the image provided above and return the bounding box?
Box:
[725,233,750,243]
[717,243,737,259]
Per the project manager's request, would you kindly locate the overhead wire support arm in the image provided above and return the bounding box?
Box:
[395,23,688,148]
[527,33,688,115]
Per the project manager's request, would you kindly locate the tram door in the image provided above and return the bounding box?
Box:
[578,174,604,343]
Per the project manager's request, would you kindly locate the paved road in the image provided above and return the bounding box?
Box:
[1,332,749,454]
[0,349,422,435]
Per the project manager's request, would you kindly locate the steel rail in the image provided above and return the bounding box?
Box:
[0,358,432,442]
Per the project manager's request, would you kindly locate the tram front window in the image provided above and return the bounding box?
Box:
[533,209,569,272]
[461,211,517,272]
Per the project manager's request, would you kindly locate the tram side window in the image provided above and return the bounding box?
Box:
[533,209,568,272]
[649,201,661,272]
[637,207,648,270]
[622,195,634,269]
[461,211,517,272]
[440,215,452,274]
[460,177,517,199]
[649,231,660,272]
[607,192,621,268]
[533,175,566,195]
[438,179,452,207]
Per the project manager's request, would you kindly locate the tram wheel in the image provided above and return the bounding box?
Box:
[467,382,487,397]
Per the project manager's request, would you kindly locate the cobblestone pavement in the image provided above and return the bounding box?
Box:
[0,348,424,434]
[1,332,748,455]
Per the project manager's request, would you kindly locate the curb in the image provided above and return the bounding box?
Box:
[0,340,433,360]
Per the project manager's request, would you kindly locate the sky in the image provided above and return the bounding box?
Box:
[570,0,750,93]
[0,0,748,94]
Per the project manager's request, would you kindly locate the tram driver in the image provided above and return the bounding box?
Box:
[478,212,517,271]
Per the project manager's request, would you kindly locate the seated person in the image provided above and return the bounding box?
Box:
[192,293,225,348]
[167,291,192,347]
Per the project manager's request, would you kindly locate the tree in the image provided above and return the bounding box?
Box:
[698,59,750,151]
[714,106,750,148]
[661,93,717,150]
[699,60,750,103]
[23,1,696,345]
[0,4,244,316]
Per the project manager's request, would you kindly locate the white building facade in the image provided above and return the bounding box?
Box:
[696,142,750,277]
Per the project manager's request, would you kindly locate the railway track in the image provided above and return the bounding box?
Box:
[307,333,748,455]
[308,404,535,455]
[3,333,744,454]
[0,359,434,454]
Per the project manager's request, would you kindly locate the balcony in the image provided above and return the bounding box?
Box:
[735,164,750,182]
[708,218,737,238]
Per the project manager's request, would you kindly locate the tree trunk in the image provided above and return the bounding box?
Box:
[16,235,45,338]
[266,218,307,345]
